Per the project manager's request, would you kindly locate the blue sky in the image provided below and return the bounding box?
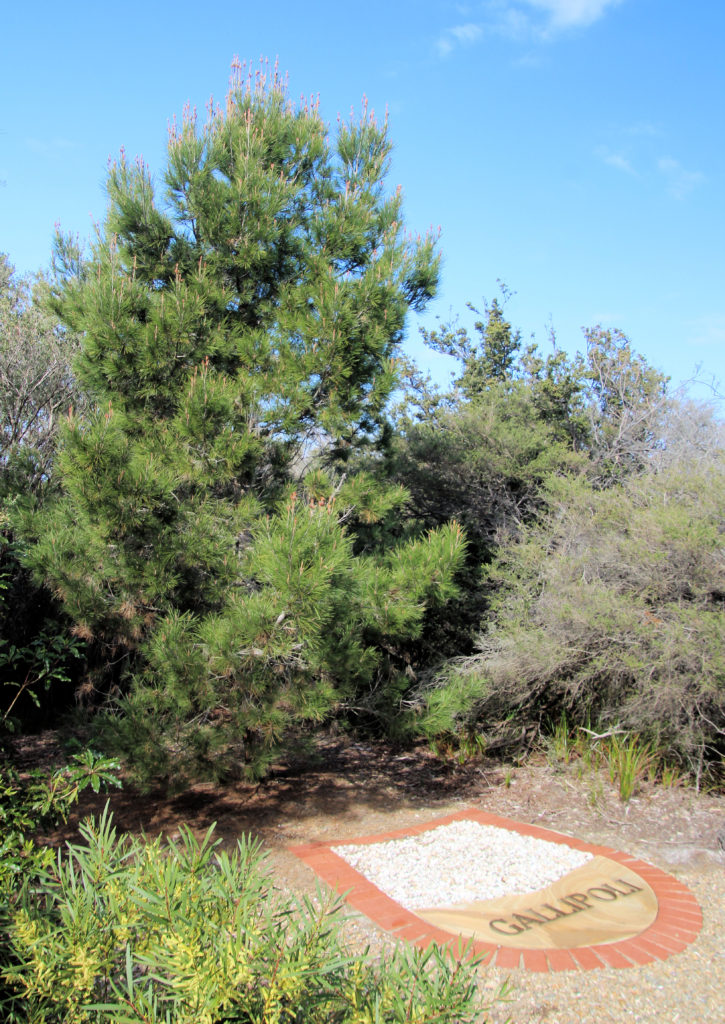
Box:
[2,0,723,398]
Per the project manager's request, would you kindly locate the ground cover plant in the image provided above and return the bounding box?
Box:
[0,751,121,1018]
[0,754,499,1024]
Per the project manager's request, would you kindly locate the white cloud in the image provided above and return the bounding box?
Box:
[657,156,705,199]
[436,21,484,56]
[512,50,547,67]
[435,0,623,55]
[521,0,625,29]
[25,137,77,157]
[451,22,485,43]
[624,121,661,138]
[487,0,624,39]
[596,145,636,175]
[494,5,534,39]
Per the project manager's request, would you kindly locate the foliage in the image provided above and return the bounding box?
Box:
[647,393,725,472]
[386,384,582,666]
[392,381,582,552]
[544,715,659,801]
[386,293,587,666]
[581,326,669,484]
[23,60,464,783]
[406,299,671,486]
[0,750,121,1017]
[390,295,715,764]
[415,442,725,779]
[0,256,84,732]
[97,487,465,785]
[603,734,656,802]
[420,294,524,397]
[1,507,84,734]
[0,255,80,500]
[2,804,497,1024]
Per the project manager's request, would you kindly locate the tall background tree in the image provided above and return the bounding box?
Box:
[1,256,83,733]
[384,294,586,667]
[24,60,465,783]
[0,255,79,500]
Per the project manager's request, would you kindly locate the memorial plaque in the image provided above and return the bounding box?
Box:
[291,807,703,972]
[415,856,659,949]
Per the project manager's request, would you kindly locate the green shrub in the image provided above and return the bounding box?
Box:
[415,457,725,782]
[604,734,656,802]
[3,805,497,1023]
[1,506,86,735]
[0,751,121,1019]
[24,62,469,785]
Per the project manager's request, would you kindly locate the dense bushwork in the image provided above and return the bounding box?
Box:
[416,463,725,778]
[0,60,723,790]
[1,57,723,1023]
[395,302,724,781]
[0,256,84,733]
[0,253,80,500]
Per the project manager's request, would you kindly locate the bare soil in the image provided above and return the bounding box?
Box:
[12,730,724,912]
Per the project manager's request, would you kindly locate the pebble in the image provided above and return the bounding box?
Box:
[332,821,592,910]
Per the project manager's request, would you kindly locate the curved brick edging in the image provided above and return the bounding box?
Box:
[290,807,703,972]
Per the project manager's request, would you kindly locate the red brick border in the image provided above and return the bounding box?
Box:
[290,807,702,972]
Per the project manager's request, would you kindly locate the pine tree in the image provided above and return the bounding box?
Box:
[26,60,465,783]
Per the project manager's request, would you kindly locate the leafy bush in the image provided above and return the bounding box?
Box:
[0,251,84,732]
[0,254,80,500]
[416,453,725,781]
[1,510,85,733]
[0,751,121,1017]
[2,803,496,1023]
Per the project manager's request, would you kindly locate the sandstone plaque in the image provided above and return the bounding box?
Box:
[416,856,659,949]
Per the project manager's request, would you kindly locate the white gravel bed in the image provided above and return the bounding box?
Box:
[332,820,592,910]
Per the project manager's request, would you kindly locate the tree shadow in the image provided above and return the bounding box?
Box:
[53,736,497,850]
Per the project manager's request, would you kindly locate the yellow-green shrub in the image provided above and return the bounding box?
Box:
[4,806,498,1023]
